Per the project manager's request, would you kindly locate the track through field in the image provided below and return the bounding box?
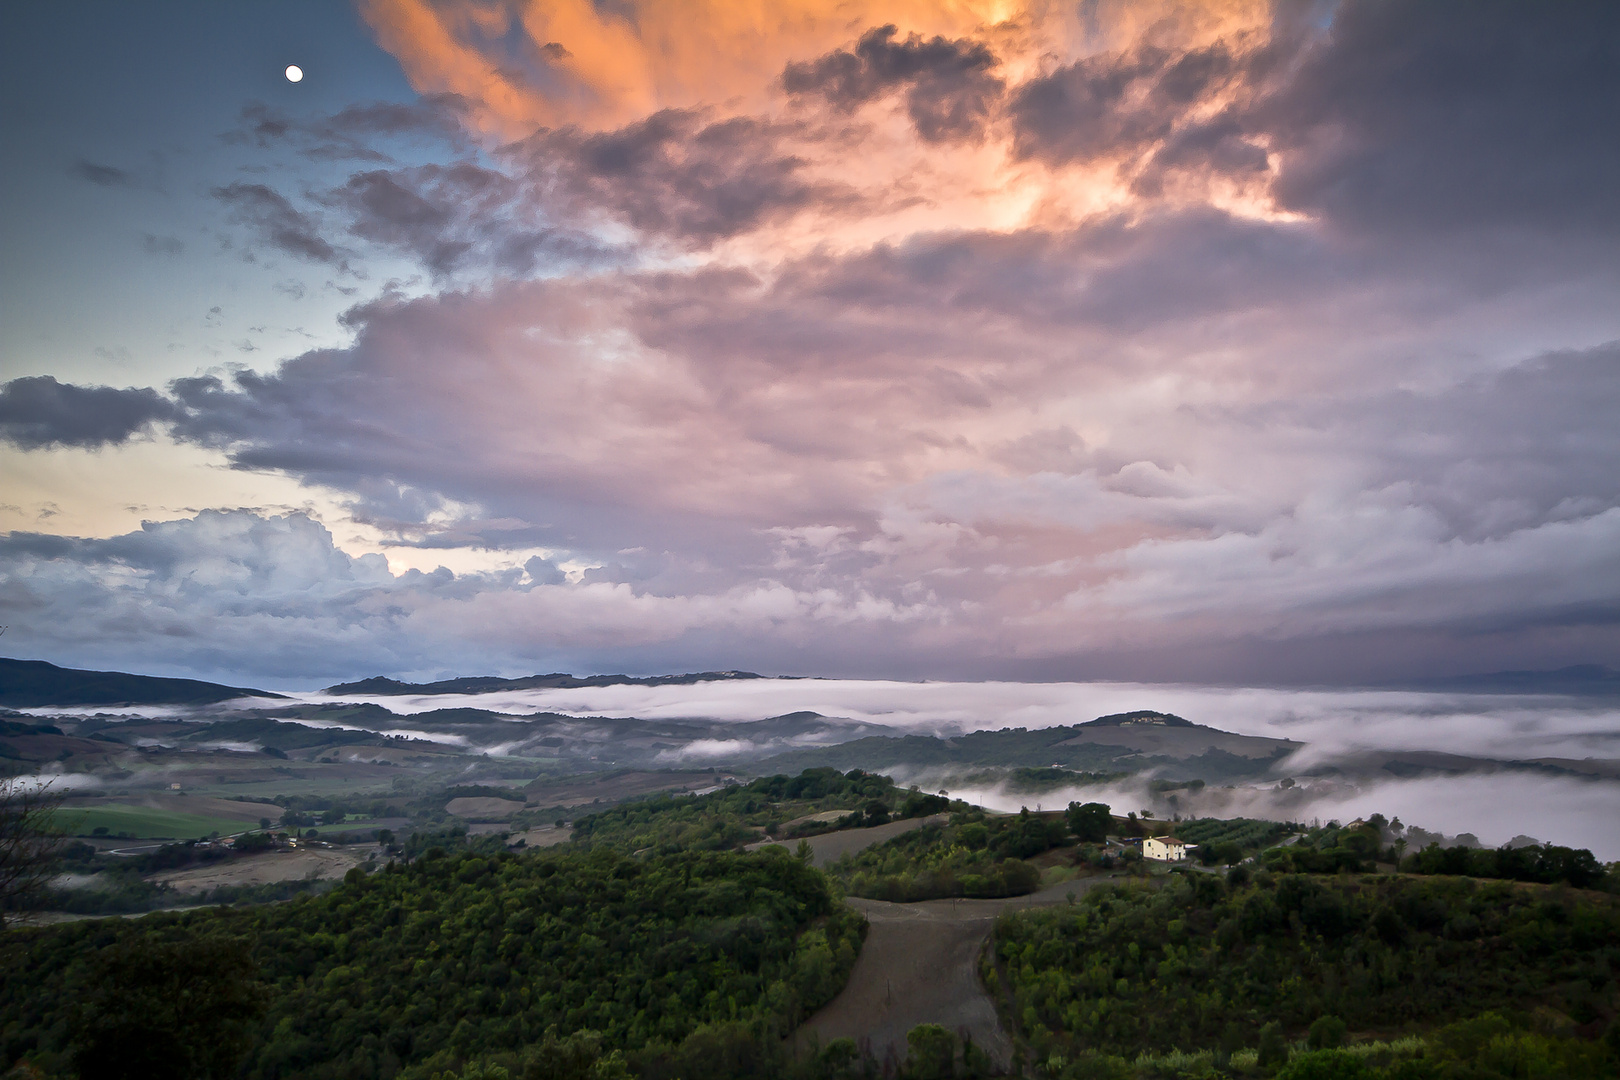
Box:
[798,875,1119,1070]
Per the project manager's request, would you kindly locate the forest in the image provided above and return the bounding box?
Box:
[989,870,1620,1077]
[1,845,863,1080]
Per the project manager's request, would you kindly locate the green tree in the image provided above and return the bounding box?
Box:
[1307,1015,1347,1050]
[70,936,265,1080]
[1276,1049,1367,1079]
[1065,802,1111,844]
[1257,1022,1288,1068]
[903,1024,956,1080]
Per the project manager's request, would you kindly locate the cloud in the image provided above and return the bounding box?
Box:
[782,24,1004,142]
[213,181,343,264]
[14,2,1620,688]
[0,376,179,450]
[1262,0,1620,236]
[353,0,1026,136]
[0,509,941,683]
[1008,38,1252,167]
[71,160,131,186]
[517,109,843,246]
[142,233,184,256]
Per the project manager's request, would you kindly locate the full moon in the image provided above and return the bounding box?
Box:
[285,65,303,82]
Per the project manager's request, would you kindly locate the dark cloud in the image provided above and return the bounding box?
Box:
[71,160,131,186]
[520,109,838,245]
[1007,1,1620,236]
[1263,0,1620,236]
[1009,39,1254,171]
[783,24,1003,141]
[0,376,179,450]
[213,181,342,264]
[229,96,472,160]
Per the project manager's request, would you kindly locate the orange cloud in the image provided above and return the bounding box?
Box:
[358,0,1273,138]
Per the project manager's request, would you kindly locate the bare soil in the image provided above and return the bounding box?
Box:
[507,825,574,848]
[523,770,719,808]
[445,796,526,820]
[746,814,949,868]
[797,875,1116,1070]
[154,846,368,893]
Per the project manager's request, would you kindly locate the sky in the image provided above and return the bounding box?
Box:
[2,0,1619,687]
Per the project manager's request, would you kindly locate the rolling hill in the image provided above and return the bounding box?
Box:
[0,657,283,707]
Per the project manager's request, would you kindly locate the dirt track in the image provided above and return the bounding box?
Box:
[798,876,1117,1071]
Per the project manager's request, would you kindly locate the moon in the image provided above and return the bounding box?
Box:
[285,65,303,83]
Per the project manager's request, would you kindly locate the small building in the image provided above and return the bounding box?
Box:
[1144,836,1194,862]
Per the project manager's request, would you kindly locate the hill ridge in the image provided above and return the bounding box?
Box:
[323,670,769,695]
[0,657,284,708]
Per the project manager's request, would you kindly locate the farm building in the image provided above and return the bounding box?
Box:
[1143,836,1194,861]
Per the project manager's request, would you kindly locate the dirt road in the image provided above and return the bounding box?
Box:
[797,876,1116,1071]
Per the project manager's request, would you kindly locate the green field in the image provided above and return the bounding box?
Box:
[52,805,258,840]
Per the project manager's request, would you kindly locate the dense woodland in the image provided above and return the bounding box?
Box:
[990,871,1620,1077]
[1,846,862,1080]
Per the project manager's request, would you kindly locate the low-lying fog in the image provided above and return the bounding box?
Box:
[298,679,1620,859]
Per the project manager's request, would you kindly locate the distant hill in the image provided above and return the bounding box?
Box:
[0,657,284,707]
[323,670,768,695]
[1406,664,1620,696]
[1080,710,1197,728]
[753,712,1298,781]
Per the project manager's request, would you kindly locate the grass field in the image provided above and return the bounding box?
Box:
[52,804,259,840]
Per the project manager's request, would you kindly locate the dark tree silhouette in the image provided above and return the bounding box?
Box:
[71,936,265,1080]
[0,777,64,928]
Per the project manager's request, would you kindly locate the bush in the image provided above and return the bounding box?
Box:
[1276,1049,1367,1080]
[1308,1015,1347,1049]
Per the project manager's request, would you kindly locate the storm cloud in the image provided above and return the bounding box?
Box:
[0,376,179,449]
[6,0,1620,687]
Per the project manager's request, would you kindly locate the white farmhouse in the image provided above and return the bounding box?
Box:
[1143,836,1194,862]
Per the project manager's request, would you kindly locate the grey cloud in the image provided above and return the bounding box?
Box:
[1005,1,1620,238]
[142,233,184,256]
[0,376,179,450]
[782,24,1004,141]
[521,109,841,246]
[1261,342,1620,543]
[1263,0,1620,236]
[71,160,131,186]
[213,181,342,264]
[1009,39,1252,168]
[230,96,472,160]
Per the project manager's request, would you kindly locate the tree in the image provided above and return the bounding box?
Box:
[70,935,265,1080]
[1066,802,1112,844]
[903,1024,956,1080]
[1257,1022,1288,1068]
[0,776,64,928]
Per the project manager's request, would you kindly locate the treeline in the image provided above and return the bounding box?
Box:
[571,769,952,855]
[1,846,863,1080]
[1402,841,1608,889]
[988,869,1620,1071]
[1259,819,1616,890]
